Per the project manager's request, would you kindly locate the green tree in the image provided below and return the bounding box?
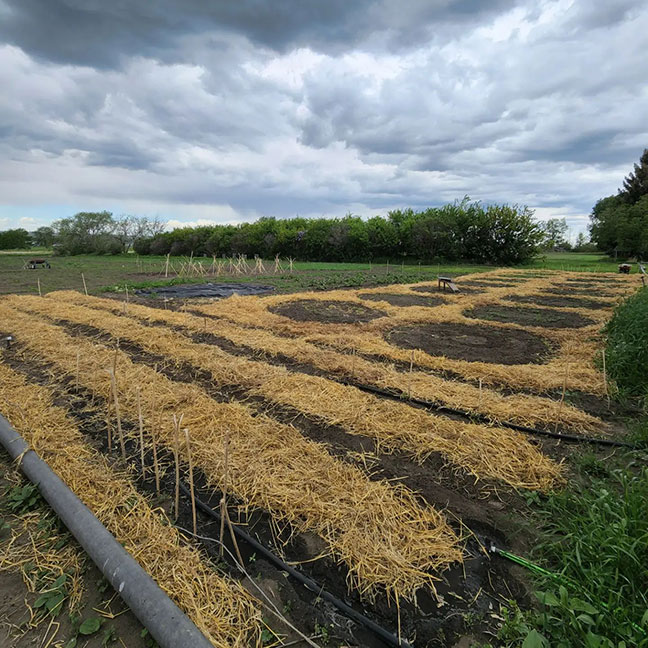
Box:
[539,218,569,250]
[620,148,648,204]
[33,226,55,248]
[52,211,116,255]
[0,228,31,249]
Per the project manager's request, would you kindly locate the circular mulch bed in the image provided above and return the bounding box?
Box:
[411,284,489,295]
[269,299,386,324]
[386,321,552,365]
[545,286,618,297]
[565,277,622,284]
[504,294,610,310]
[459,280,520,288]
[358,293,445,308]
[465,305,595,329]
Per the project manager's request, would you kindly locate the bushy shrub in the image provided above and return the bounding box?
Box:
[136,198,542,264]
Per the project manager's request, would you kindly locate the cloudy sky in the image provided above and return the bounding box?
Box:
[1,0,646,237]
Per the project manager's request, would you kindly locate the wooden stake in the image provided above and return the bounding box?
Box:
[225,507,244,567]
[105,413,112,452]
[164,253,170,278]
[81,273,88,296]
[602,351,610,408]
[173,414,183,520]
[136,388,146,478]
[219,432,229,556]
[109,366,127,460]
[554,365,569,433]
[151,429,160,496]
[37,278,42,297]
[184,428,197,536]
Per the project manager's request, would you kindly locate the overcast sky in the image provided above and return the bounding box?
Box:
[1,0,646,237]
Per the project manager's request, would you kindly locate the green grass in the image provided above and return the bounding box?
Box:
[528,251,626,273]
[604,287,648,402]
[0,250,630,296]
[491,460,648,648]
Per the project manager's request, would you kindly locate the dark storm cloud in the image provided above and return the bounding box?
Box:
[0,0,516,67]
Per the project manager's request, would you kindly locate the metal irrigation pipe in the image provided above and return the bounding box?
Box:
[0,414,214,648]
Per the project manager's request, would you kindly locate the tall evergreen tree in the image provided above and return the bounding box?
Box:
[620,148,648,204]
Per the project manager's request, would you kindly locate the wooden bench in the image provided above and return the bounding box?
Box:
[27,259,51,269]
[438,276,459,293]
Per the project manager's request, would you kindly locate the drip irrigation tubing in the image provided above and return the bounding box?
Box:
[178,482,413,648]
[0,415,214,648]
[340,380,639,449]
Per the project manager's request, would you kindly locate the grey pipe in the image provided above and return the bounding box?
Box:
[0,414,214,648]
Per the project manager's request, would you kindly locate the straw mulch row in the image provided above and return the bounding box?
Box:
[51,291,604,434]
[0,303,460,602]
[12,294,563,491]
[0,360,261,647]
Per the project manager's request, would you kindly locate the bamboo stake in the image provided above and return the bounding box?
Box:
[184,428,197,536]
[75,350,80,390]
[478,378,483,406]
[136,388,146,478]
[408,349,414,399]
[109,365,127,460]
[81,273,88,296]
[219,432,229,556]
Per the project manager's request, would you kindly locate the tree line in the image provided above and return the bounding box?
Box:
[590,148,648,258]
[134,198,541,265]
[0,212,165,254]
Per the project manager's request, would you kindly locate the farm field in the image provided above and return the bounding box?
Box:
[0,249,631,297]
[0,267,645,646]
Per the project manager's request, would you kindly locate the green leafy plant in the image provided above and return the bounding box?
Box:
[33,573,68,618]
[5,483,41,513]
[78,616,102,635]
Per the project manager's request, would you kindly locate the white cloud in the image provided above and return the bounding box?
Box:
[0,1,646,237]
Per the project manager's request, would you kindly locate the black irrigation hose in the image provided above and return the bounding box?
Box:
[179,483,412,648]
[341,380,639,449]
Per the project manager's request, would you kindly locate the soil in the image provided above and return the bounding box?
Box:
[269,299,387,323]
[466,305,596,329]
[504,294,610,310]
[385,321,553,365]
[357,292,446,307]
